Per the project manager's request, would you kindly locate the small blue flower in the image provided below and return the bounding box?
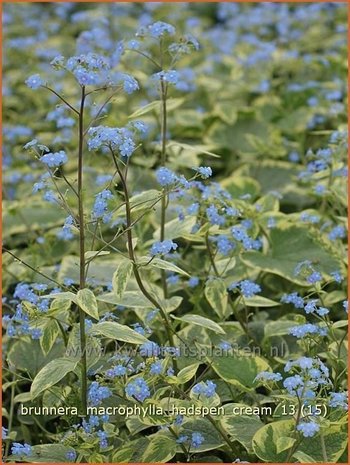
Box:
[156,167,178,186]
[255,371,282,382]
[192,380,217,398]
[11,443,32,456]
[25,74,44,89]
[150,361,163,375]
[328,225,346,241]
[188,276,199,288]
[148,21,175,38]
[297,421,320,437]
[329,392,348,410]
[125,377,150,402]
[66,450,77,461]
[194,166,212,179]
[150,240,178,256]
[88,382,112,407]
[152,70,179,85]
[40,150,68,168]
[191,432,204,448]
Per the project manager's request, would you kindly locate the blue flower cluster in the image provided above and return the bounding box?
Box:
[87,123,145,157]
[255,371,282,383]
[289,323,327,338]
[125,377,150,401]
[92,189,113,223]
[87,381,112,406]
[296,421,320,438]
[228,280,261,298]
[150,240,178,256]
[192,380,217,397]
[11,443,32,456]
[40,150,67,168]
[176,432,204,448]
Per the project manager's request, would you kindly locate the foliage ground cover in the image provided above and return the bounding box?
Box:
[2,2,348,463]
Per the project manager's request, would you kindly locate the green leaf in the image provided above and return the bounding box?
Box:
[77,289,99,320]
[7,340,64,376]
[40,320,60,355]
[167,141,220,158]
[244,296,280,307]
[31,358,78,399]
[129,98,184,118]
[296,425,347,463]
[210,351,270,390]
[141,434,177,462]
[138,256,189,276]
[172,314,226,334]
[205,278,228,318]
[220,415,263,453]
[242,225,340,284]
[112,438,149,463]
[153,216,196,241]
[112,259,133,298]
[252,420,294,462]
[264,320,297,339]
[11,444,74,463]
[173,418,225,452]
[276,436,296,454]
[97,291,151,308]
[90,321,148,344]
[292,451,317,463]
[176,363,200,384]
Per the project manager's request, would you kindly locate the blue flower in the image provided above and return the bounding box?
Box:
[140,341,160,357]
[87,125,137,157]
[106,365,127,378]
[188,276,199,288]
[66,450,77,461]
[150,240,178,256]
[230,280,261,298]
[2,426,8,439]
[192,380,217,397]
[191,432,204,448]
[206,205,225,226]
[92,190,113,222]
[297,421,320,437]
[125,377,150,401]
[88,382,112,406]
[307,271,322,284]
[150,361,163,375]
[289,323,327,338]
[328,225,346,241]
[148,21,175,38]
[194,166,212,179]
[40,150,67,168]
[329,392,348,410]
[281,292,304,309]
[156,167,178,186]
[11,443,32,456]
[216,235,235,256]
[25,74,44,89]
[255,371,282,382]
[152,70,179,85]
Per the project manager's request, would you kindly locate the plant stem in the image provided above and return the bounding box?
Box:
[3,371,16,460]
[160,78,168,298]
[113,157,178,372]
[320,432,328,462]
[77,86,88,415]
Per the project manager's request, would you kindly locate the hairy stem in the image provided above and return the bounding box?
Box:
[160,78,169,298]
[113,157,178,372]
[77,86,88,415]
